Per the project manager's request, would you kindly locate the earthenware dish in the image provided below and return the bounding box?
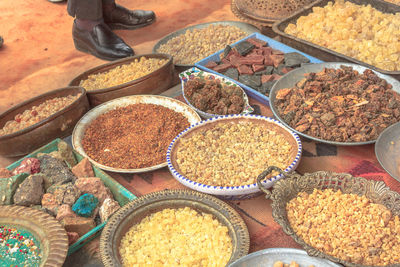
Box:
[257,166,400,267]
[69,54,174,107]
[0,205,68,267]
[100,189,250,267]
[152,21,259,68]
[72,95,201,173]
[269,62,400,146]
[375,121,400,183]
[180,67,254,119]
[167,114,302,200]
[0,86,89,157]
[228,248,342,267]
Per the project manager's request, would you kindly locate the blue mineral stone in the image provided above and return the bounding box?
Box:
[72,193,98,217]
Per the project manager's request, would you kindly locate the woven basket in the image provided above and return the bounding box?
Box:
[257,166,400,267]
[231,0,316,27]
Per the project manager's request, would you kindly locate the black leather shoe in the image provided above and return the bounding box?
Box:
[72,20,134,61]
[104,5,156,30]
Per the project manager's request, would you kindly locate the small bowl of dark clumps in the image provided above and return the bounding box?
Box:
[180,68,253,119]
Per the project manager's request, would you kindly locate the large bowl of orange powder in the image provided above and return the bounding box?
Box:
[72,95,201,173]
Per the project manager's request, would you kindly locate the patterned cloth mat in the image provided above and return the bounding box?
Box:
[110,96,400,253]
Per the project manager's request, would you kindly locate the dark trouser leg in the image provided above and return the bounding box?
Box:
[67,0,104,20]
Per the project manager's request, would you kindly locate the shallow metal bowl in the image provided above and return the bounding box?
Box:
[257,167,400,267]
[228,248,341,267]
[269,62,400,146]
[152,21,259,68]
[167,114,302,200]
[69,54,174,107]
[0,205,68,267]
[72,95,201,173]
[100,189,250,267]
[0,86,89,157]
[375,121,400,183]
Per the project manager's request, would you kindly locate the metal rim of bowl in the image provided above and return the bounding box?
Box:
[72,94,201,173]
[0,205,69,267]
[375,121,400,182]
[68,53,173,93]
[152,20,260,67]
[228,247,342,267]
[100,189,250,267]
[0,86,87,140]
[269,62,400,146]
[180,68,252,119]
[166,113,302,196]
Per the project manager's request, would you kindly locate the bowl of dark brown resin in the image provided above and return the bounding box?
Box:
[269,62,400,146]
[69,54,174,107]
[180,68,253,119]
[0,86,89,157]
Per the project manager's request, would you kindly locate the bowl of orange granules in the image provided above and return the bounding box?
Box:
[72,95,201,173]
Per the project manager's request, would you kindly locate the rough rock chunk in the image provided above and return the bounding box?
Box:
[0,168,12,178]
[233,41,254,56]
[0,174,28,205]
[56,204,78,221]
[58,140,77,167]
[67,232,80,245]
[239,74,261,88]
[12,158,40,176]
[284,52,310,68]
[74,177,113,205]
[61,217,96,236]
[72,193,98,217]
[71,158,94,178]
[13,174,44,206]
[48,183,81,206]
[41,193,59,216]
[238,65,253,75]
[99,198,121,223]
[205,61,218,69]
[223,68,239,80]
[38,154,76,189]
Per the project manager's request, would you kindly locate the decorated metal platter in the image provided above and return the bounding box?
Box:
[0,205,68,267]
[269,62,400,146]
[375,121,400,183]
[167,114,302,200]
[100,189,250,267]
[180,67,254,119]
[152,21,259,67]
[72,95,201,173]
[228,248,342,267]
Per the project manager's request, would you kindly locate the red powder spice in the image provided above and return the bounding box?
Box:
[82,104,190,169]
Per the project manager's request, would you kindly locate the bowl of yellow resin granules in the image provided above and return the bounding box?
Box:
[69,54,173,107]
[100,189,250,267]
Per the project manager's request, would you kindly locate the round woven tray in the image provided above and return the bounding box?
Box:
[257,166,400,267]
[231,0,315,27]
[0,205,69,267]
[100,189,250,266]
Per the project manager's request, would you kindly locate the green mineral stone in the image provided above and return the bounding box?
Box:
[234,41,255,56]
[0,173,29,205]
[57,140,77,167]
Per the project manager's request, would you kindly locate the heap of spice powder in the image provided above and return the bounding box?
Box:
[0,225,42,266]
[81,104,190,169]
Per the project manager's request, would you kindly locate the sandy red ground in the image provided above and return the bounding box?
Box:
[0,0,238,113]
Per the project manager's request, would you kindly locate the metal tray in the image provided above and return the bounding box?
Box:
[375,121,400,183]
[6,138,136,255]
[195,32,323,106]
[272,0,400,80]
[269,62,400,146]
[152,21,260,68]
[228,248,341,267]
